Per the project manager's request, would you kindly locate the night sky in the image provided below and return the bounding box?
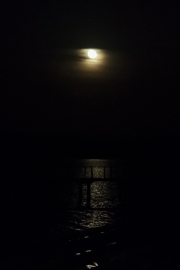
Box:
[1,0,180,141]
[1,4,180,269]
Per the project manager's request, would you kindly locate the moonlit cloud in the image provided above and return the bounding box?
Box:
[44,48,136,85]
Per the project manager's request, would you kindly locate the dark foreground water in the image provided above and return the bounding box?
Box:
[2,158,180,269]
[36,159,148,269]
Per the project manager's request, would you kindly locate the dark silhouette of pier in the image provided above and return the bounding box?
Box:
[72,164,126,209]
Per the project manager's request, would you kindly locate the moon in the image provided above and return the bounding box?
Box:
[88,49,97,59]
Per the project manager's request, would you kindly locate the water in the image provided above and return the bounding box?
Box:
[46,159,147,270]
[5,158,170,269]
[54,181,121,233]
[46,159,129,269]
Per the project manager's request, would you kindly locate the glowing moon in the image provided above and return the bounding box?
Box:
[88,49,97,59]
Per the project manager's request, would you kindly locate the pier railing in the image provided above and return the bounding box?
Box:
[73,166,124,179]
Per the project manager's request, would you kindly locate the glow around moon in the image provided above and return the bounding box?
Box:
[46,48,133,84]
[88,49,97,59]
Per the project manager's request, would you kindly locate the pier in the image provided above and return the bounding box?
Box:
[70,162,128,209]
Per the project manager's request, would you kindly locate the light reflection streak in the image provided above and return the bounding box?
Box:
[67,180,119,230]
[86,262,98,269]
[107,242,117,246]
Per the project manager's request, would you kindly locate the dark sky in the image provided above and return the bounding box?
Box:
[1,1,179,49]
[1,0,180,139]
[1,0,177,46]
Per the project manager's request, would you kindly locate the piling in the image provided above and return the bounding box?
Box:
[87,180,91,208]
[78,181,82,206]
